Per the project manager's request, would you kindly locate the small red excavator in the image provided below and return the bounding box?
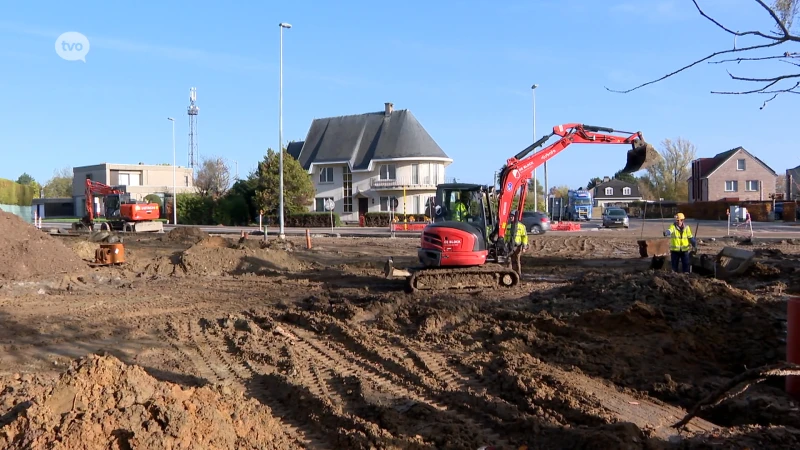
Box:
[72,179,164,233]
[384,123,661,291]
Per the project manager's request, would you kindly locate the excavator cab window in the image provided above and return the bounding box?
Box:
[104,194,122,219]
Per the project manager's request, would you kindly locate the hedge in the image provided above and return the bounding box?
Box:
[363,212,431,227]
[0,178,35,206]
[264,212,342,227]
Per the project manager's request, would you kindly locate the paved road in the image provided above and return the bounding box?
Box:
[42,218,800,239]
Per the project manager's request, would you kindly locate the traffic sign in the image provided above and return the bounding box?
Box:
[390,197,399,210]
[324,199,335,211]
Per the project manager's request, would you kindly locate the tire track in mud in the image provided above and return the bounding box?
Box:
[277,322,512,448]
[160,312,320,449]
[192,317,333,450]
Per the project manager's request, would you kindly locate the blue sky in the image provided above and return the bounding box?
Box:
[1,0,797,190]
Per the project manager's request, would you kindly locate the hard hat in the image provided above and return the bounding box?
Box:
[675,213,685,220]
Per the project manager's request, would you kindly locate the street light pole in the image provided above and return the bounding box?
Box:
[278,22,292,240]
[531,84,538,211]
[167,117,177,225]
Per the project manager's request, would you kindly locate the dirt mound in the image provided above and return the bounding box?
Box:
[163,226,209,244]
[522,271,785,411]
[71,240,98,260]
[180,245,305,276]
[194,235,233,248]
[0,211,86,281]
[0,354,292,449]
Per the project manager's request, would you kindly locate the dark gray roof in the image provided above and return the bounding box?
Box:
[290,109,450,171]
[593,179,641,198]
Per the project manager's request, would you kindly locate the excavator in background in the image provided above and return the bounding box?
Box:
[385,123,662,292]
[72,179,164,233]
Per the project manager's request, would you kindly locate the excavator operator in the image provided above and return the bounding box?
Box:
[505,211,529,276]
[452,192,469,221]
[663,212,696,273]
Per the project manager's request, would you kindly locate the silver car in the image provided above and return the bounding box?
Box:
[602,208,629,228]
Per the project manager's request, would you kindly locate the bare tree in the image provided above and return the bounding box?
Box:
[776,174,787,194]
[607,0,799,109]
[194,156,231,198]
[644,138,697,201]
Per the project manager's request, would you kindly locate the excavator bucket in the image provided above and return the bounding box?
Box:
[690,246,756,278]
[622,139,661,173]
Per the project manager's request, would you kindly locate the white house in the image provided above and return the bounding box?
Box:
[288,102,453,223]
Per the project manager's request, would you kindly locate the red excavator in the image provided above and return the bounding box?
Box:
[384,123,661,291]
[72,179,164,233]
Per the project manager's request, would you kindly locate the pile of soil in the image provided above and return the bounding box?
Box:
[0,354,292,449]
[180,244,306,276]
[0,211,86,281]
[71,240,97,260]
[163,226,209,244]
[520,271,786,410]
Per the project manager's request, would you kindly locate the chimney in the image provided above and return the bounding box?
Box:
[384,102,393,116]
[603,176,610,183]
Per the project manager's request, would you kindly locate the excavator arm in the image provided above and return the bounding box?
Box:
[495,123,659,241]
[84,179,123,224]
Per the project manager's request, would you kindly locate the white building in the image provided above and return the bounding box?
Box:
[288,102,453,223]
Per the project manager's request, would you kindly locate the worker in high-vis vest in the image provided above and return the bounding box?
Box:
[663,212,697,273]
[452,193,469,221]
[505,211,529,276]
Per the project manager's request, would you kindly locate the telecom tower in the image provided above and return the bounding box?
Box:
[187,87,199,169]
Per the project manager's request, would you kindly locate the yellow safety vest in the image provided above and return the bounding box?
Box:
[666,223,693,252]
[453,202,467,221]
[504,222,528,246]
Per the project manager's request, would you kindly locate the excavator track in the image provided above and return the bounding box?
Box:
[405,264,519,292]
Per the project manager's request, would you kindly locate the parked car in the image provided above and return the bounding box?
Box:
[520,211,551,234]
[602,208,629,228]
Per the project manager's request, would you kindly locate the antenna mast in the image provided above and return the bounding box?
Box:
[187,87,200,169]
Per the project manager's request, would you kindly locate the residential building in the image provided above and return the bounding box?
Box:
[287,102,453,223]
[787,165,800,201]
[72,163,195,217]
[688,147,777,202]
[592,177,643,208]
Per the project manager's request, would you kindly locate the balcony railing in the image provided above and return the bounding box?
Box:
[370,177,439,189]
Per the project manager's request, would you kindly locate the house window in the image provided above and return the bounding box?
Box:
[745,180,759,191]
[119,173,130,185]
[737,159,746,170]
[185,175,189,186]
[379,164,396,180]
[414,195,421,214]
[604,187,613,196]
[315,197,334,212]
[379,196,398,212]
[622,187,631,195]
[725,180,738,192]
[342,166,353,213]
[319,167,334,183]
[411,164,419,185]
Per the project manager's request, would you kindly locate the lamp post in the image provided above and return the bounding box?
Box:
[278,22,292,240]
[531,84,539,212]
[167,117,177,225]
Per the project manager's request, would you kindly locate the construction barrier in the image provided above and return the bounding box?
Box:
[787,297,800,399]
[551,221,582,231]
[390,222,427,232]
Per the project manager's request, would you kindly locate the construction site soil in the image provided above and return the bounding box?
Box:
[1,220,800,449]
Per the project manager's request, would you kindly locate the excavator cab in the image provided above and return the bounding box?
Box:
[429,184,495,241]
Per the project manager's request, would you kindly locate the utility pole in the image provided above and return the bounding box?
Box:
[278,22,292,240]
[531,84,538,211]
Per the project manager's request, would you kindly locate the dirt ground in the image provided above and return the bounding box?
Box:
[2,215,800,449]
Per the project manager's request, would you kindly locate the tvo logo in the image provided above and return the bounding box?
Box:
[55,32,90,62]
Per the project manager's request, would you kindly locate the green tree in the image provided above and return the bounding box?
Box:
[255,148,315,216]
[16,173,42,198]
[586,177,602,190]
[43,167,73,198]
[644,138,696,201]
[613,170,637,184]
[550,184,571,198]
